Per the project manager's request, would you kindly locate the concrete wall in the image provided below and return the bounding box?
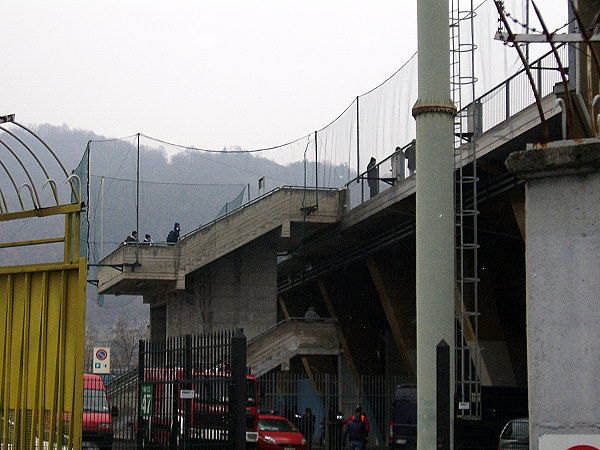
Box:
[506,140,600,448]
[149,231,278,340]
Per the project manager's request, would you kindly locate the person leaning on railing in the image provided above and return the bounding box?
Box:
[123,230,138,244]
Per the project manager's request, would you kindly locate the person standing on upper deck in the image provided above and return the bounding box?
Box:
[166,222,181,244]
[366,157,379,198]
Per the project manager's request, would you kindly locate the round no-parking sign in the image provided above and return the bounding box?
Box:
[92,346,111,374]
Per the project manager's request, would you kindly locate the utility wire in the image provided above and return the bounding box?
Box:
[89,174,245,187]
[141,133,308,154]
[87,134,140,144]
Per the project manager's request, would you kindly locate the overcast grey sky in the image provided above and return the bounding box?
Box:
[2,1,566,152]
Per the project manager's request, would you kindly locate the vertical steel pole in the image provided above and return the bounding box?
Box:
[315,130,319,209]
[136,340,145,449]
[87,141,91,217]
[232,329,247,450]
[357,96,364,204]
[412,0,456,448]
[506,80,511,121]
[184,335,192,447]
[356,96,360,180]
[100,176,104,260]
[525,0,530,62]
[136,133,140,263]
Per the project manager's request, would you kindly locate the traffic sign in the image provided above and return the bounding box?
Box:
[92,346,111,374]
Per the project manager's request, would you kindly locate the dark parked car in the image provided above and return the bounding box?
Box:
[498,418,529,449]
[389,384,528,449]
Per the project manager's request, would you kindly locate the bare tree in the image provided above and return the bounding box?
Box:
[110,317,148,373]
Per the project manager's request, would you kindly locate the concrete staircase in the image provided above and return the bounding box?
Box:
[247,319,340,377]
[98,187,343,296]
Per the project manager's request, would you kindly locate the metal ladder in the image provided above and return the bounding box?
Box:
[450,0,482,420]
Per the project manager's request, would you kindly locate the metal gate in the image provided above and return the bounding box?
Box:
[134,330,249,450]
[0,203,87,449]
[257,372,413,450]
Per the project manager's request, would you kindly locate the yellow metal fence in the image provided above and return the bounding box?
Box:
[0,204,86,449]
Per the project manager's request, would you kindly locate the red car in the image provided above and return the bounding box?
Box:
[257,414,307,450]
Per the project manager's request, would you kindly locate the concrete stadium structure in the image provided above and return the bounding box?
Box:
[98,2,600,447]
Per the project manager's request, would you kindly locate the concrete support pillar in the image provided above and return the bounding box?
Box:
[506,139,600,449]
[412,0,456,448]
[158,233,277,340]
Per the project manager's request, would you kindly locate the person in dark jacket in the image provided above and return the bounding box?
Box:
[124,231,138,244]
[404,140,416,176]
[366,157,379,198]
[300,408,316,450]
[166,222,181,244]
[344,413,368,450]
[342,407,370,432]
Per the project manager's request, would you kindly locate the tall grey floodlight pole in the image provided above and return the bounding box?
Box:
[412,0,456,448]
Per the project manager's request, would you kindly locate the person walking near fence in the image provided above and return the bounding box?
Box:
[344,411,368,450]
[342,407,370,432]
[300,408,316,450]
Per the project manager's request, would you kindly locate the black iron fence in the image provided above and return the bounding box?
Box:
[84,329,249,450]
[90,363,522,450]
[257,372,414,450]
[95,356,412,450]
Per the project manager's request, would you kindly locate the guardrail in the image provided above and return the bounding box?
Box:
[476,44,567,133]
[343,141,415,210]
[341,45,567,211]
[247,317,339,345]
[184,185,339,240]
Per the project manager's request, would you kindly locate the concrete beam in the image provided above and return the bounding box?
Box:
[278,296,319,393]
[366,257,415,376]
[509,188,526,239]
[317,278,361,387]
